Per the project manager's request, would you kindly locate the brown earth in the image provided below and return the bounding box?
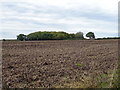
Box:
[2,40,118,88]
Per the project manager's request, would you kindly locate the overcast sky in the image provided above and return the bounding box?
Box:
[0,0,119,39]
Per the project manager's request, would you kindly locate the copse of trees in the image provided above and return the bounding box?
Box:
[27,31,70,40]
[17,31,85,41]
[15,31,120,41]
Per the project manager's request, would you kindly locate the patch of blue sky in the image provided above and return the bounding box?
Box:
[96,32,118,38]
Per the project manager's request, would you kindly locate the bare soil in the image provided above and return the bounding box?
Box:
[2,40,118,88]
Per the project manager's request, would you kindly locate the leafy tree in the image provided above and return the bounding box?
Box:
[69,34,75,39]
[40,32,53,40]
[75,32,84,39]
[27,31,70,40]
[17,34,27,41]
[86,32,95,39]
[3,39,6,41]
[56,33,67,40]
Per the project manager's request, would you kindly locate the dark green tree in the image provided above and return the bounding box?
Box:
[86,32,95,39]
[27,31,70,40]
[69,34,75,39]
[17,34,27,41]
[3,39,6,41]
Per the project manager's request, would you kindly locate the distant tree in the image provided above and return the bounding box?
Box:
[3,39,6,41]
[55,32,69,40]
[27,31,70,40]
[86,32,95,39]
[75,32,84,39]
[69,34,75,39]
[17,34,27,41]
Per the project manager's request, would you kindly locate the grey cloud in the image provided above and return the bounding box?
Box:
[1,2,117,22]
[0,1,118,39]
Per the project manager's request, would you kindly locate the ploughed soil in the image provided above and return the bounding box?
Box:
[2,40,118,88]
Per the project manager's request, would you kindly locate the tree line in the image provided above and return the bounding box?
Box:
[17,31,95,41]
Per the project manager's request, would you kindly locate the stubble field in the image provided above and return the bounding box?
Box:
[2,40,118,88]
